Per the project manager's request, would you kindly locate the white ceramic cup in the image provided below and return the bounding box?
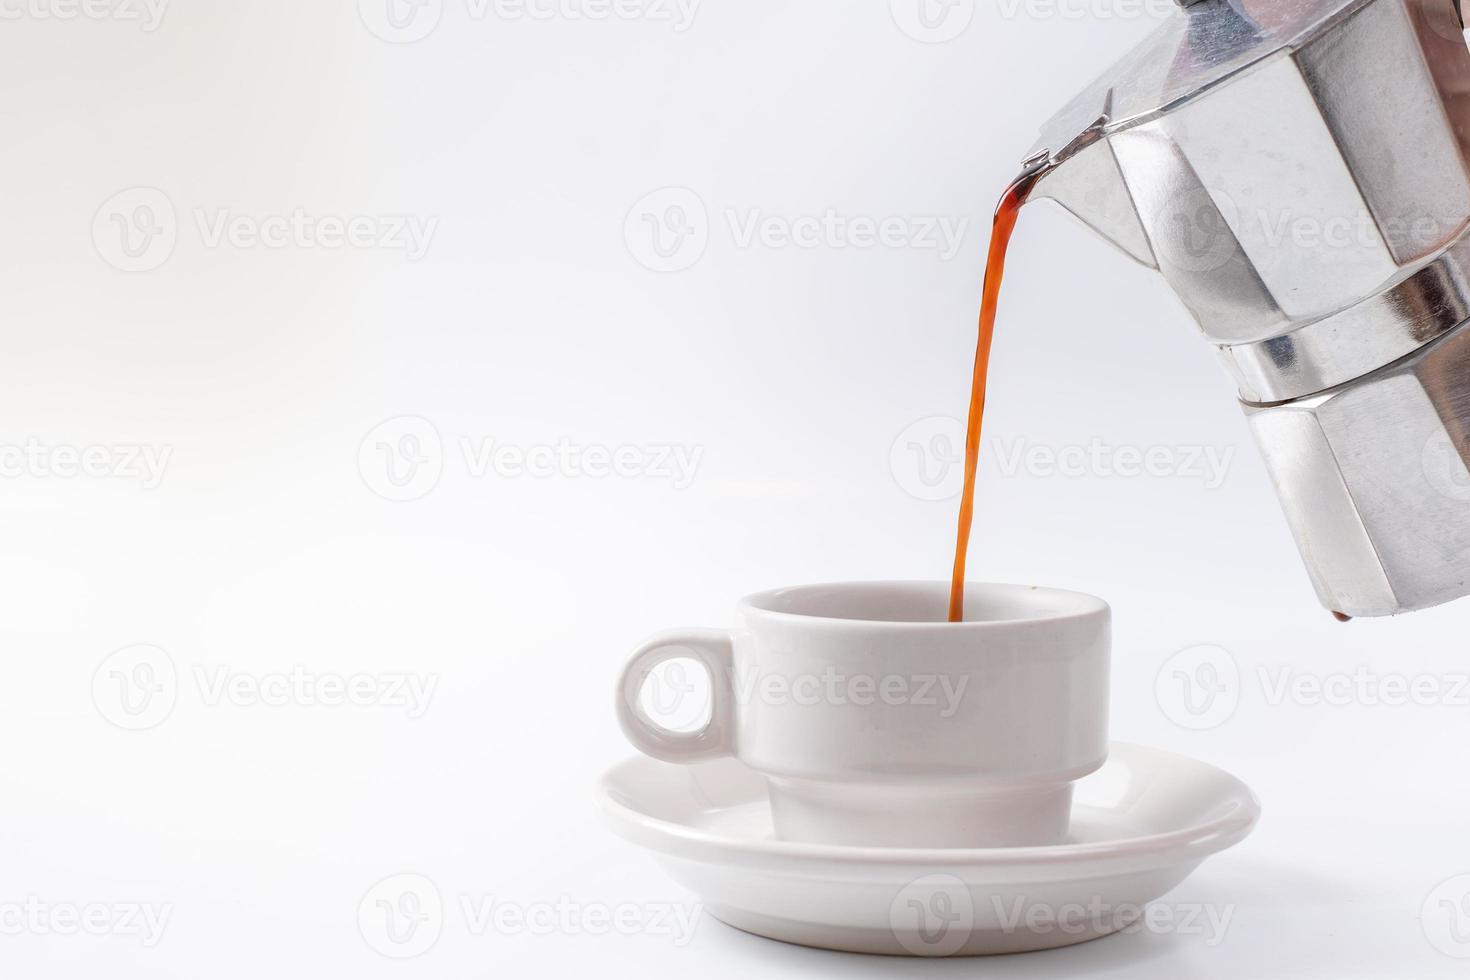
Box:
[616,581,1110,849]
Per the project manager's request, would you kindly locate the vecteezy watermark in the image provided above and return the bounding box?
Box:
[993,0,1176,21]
[92,646,438,730]
[889,416,1235,501]
[729,667,969,716]
[357,0,700,44]
[725,209,969,260]
[624,188,708,274]
[894,0,1176,39]
[357,0,444,42]
[358,874,701,959]
[625,187,971,272]
[0,0,170,31]
[92,645,179,732]
[1148,185,1459,276]
[990,437,1235,489]
[193,209,436,260]
[890,0,975,43]
[890,874,974,956]
[1157,646,1470,730]
[192,666,437,717]
[889,416,965,501]
[357,416,443,503]
[1155,644,1241,731]
[1252,210,1448,253]
[358,416,703,502]
[1423,430,1470,503]
[0,438,172,489]
[1423,875,1470,959]
[1257,667,1470,709]
[887,876,1234,957]
[92,187,437,272]
[93,187,177,273]
[458,895,701,945]
[0,898,173,947]
[638,658,711,734]
[991,896,1234,946]
[359,874,444,959]
[638,662,971,734]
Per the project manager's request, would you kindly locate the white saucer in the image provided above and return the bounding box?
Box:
[598,742,1260,956]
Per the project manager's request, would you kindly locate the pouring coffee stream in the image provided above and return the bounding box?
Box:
[948,156,1358,625]
[948,161,1052,623]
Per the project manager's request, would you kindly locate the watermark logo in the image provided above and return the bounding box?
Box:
[1423,431,1470,503]
[1423,875,1470,958]
[359,874,444,959]
[488,0,700,30]
[358,416,445,502]
[93,649,438,728]
[639,659,712,735]
[93,187,177,273]
[0,898,173,947]
[457,437,702,488]
[637,663,970,731]
[1158,659,1470,727]
[890,0,974,43]
[889,874,974,956]
[1151,186,1458,277]
[459,895,701,944]
[1258,667,1470,709]
[0,0,170,31]
[92,645,178,731]
[733,667,968,716]
[193,209,436,260]
[0,438,172,489]
[625,187,708,273]
[989,437,1234,489]
[358,417,704,501]
[890,416,965,501]
[625,188,971,272]
[358,0,444,42]
[993,896,1233,945]
[193,666,437,718]
[993,0,1175,20]
[1155,644,1240,731]
[359,876,700,954]
[1155,185,1240,275]
[725,209,968,259]
[360,0,700,40]
[93,189,437,271]
[889,418,1235,500]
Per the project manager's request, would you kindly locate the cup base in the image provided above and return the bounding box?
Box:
[767,777,1078,849]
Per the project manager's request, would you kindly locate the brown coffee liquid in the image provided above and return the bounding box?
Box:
[947,166,1357,624]
[949,166,1050,622]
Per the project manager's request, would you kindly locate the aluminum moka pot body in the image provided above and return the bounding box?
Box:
[1030,0,1470,616]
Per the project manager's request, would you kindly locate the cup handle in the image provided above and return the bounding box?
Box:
[616,629,735,764]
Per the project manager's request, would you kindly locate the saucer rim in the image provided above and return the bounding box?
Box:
[597,741,1261,874]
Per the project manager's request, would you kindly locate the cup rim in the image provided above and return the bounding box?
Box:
[738,581,1109,631]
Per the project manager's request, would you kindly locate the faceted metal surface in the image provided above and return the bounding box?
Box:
[1027,0,1470,615]
[1034,0,1470,399]
[1032,0,1377,167]
[1247,317,1470,617]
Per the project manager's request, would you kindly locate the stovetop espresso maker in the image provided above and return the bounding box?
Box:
[1029,0,1470,616]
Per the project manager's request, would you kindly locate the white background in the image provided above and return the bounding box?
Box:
[4,0,1470,976]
